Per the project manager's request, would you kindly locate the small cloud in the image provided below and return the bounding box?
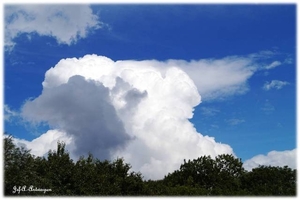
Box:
[248,50,276,59]
[243,149,296,171]
[263,80,289,91]
[284,57,293,64]
[4,104,19,122]
[265,61,281,70]
[261,99,275,114]
[200,107,220,117]
[225,118,245,126]
[5,5,102,51]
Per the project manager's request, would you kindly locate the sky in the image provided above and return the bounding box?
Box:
[2,3,297,180]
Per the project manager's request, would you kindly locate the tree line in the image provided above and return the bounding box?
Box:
[4,135,296,196]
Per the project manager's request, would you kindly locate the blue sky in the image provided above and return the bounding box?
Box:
[3,4,296,179]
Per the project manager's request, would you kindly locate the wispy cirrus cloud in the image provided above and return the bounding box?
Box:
[283,57,293,64]
[225,118,245,126]
[263,80,290,91]
[4,104,19,122]
[261,99,275,114]
[200,107,220,117]
[264,61,282,70]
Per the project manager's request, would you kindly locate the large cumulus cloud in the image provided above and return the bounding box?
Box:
[19,53,294,179]
[21,55,236,179]
[22,75,131,160]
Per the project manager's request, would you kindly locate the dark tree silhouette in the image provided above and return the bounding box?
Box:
[3,134,296,196]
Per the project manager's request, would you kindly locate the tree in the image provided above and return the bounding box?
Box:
[163,154,246,195]
[212,154,245,195]
[71,153,99,195]
[4,135,43,196]
[42,141,75,195]
[93,157,145,195]
[4,134,297,196]
[240,165,296,195]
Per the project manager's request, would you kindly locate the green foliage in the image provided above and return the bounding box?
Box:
[163,154,246,195]
[4,135,44,196]
[44,141,75,195]
[4,134,297,196]
[240,165,297,195]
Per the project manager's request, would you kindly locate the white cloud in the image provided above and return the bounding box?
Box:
[265,61,282,70]
[263,80,290,91]
[5,5,101,51]
[165,56,257,101]
[261,99,275,114]
[42,54,263,101]
[200,107,220,117]
[248,50,277,59]
[7,129,74,158]
[283,57,293,64]
[4,104,19,122]
[22,75,132,160]
[21,54,235,180]
[50,50,291,101]
[243,149,296,171]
